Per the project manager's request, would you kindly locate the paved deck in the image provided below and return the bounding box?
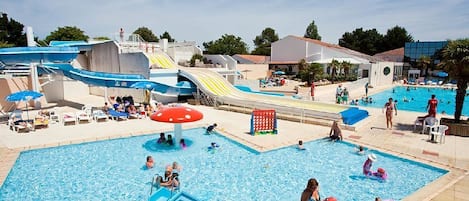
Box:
[0,81,468,200]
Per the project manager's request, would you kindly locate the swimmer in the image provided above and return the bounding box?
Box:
[172,161,182,174]
[373,167,388,180]
[205,123,217,134]
[208,142,220,152]
[146,156,154,169]
[363,154,377,176]
[157,132,166,144]
[298,140,306,150]
[179,138,187,149]
[356,145,365,155]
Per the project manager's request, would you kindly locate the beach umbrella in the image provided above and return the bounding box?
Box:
[5,90,43,120]
[150,105,203,144]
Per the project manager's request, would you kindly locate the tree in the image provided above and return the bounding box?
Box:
[329,59,341,84]
[0,13,27,47]
[341,61,352,78]
[304,20,321,40]
[382,26,413,51]
[203,34,248,55]
[338,28,383,55]
[159,31,175,42]
[44,26,89,44]
[440,38,469,122]
[190,54,203,67]
[298,61,323,83]
[93,36,110,41]
[133,27,158,42]
[251,27,279,56]
[416,56,431,77]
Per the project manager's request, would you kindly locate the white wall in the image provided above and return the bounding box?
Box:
[369,62,394,87]
[149,69,179,86]
[271,36,307,62]
[119,53,150,78]
[42,74,64,102]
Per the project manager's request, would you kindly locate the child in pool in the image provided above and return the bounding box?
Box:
[356,145,365,155]
[179,139,187,149]
[373,168,388,180]
[298,140,306,150]
[146,156,154,169]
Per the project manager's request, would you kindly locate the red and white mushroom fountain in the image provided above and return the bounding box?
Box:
[150,105,203,143]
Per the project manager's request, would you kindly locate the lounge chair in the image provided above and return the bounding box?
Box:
[33,116,49,129]
[108,109,128,121]
[8,111,33,133]
[92,110,109,122]
[63,112,77,125]
[76,111,91,123]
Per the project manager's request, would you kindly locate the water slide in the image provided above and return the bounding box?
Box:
[0,47,195,96]
[145,52,176,69]
[179,67,351,121]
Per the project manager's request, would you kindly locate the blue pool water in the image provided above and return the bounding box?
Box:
[363,86,469,116]
[0,128,447,201]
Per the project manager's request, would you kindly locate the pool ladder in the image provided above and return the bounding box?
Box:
[149,174,180,198]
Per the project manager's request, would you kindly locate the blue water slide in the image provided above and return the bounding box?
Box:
[0,47,78,64]
[44,63,195,95]
[0,47,195,96]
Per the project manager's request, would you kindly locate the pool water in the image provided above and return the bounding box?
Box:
[0,128,447,201]
[362,86,469,116]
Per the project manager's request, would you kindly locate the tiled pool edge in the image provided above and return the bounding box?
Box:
[346,137,468,201]
[1,124,468,200]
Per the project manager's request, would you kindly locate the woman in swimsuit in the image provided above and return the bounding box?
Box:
[383,98,397,129]
[300,178,321,201]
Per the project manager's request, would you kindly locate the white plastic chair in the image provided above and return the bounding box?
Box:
[76,110,91,123]
[92,110,108,122]
[430,125,448,144]
[63,112,77,125]
[422,117,439,134]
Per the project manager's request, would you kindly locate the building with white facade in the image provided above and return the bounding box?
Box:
[270,35,395,87]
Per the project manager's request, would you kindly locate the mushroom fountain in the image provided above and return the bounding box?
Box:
[150,105,204,143]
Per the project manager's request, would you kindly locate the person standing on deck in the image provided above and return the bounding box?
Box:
[426,94,438,117]
[310,82,315,101]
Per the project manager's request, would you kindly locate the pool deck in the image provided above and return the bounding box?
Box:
[1,81,468,200]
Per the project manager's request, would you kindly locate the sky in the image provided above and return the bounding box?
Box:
[2,0,468,51]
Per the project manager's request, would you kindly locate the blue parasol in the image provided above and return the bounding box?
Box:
[5,90,43,120]
[5,90,43,102]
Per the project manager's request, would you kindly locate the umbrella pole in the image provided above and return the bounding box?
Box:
[26,102,29,121]
[174,123,182,145]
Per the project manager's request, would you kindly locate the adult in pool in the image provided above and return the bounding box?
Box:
[300,178,321,201]
[363,154,377,176]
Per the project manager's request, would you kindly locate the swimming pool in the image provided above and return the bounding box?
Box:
[0,128,447,200]
[363,86,469,116]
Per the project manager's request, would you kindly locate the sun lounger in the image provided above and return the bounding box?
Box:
[76,111,91,123]
[92,110,109,122]
[33,116,49,129]
[8,119,33,133]
[63,112,77,125]
[108,110,128,121]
